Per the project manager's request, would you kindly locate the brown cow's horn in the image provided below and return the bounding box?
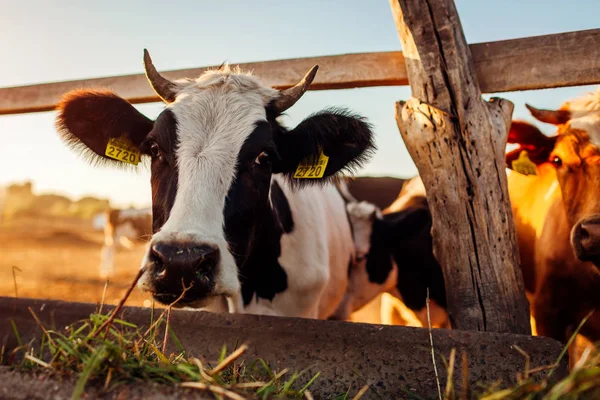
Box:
[143,49,178,103]
[272,65,319,114]
[526,104,571,125]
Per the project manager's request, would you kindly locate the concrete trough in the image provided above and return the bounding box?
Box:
[0,296,567,399]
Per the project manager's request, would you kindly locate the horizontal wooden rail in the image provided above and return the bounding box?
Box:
[1,29,599,115]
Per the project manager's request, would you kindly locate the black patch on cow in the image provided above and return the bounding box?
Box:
[366,196,446,311]
[223,120,288,305]
[142,109,180,233]
[270,181,294,234]
[267,107,375,187]
[366,218,395,284]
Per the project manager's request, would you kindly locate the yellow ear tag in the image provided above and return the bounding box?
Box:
[293,151,329,179]
[105,137,141,165]
[512,150,537,176]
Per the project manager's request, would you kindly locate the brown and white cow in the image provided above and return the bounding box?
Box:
[54,50,374,318]
[0,186,5,225]
[96,207,153,278]
[506,90,600,344]
[331,177,448,327]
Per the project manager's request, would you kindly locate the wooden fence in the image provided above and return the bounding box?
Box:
[1,29,599,115]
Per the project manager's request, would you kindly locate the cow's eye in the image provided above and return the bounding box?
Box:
[150,142,161,159]
[255,151,271,166]
[552,156,563,167]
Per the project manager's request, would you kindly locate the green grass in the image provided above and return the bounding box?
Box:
[3,306,331,400]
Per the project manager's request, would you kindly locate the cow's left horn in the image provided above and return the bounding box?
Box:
[272,65,319,114]
[526,104,571,125]
[143,49,178,103]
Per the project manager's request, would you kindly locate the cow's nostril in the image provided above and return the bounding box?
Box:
[150,242,219,274]
[579,225,591,241]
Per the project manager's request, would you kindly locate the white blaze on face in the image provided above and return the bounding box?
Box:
[561,89,600,146]
[568,115,600,147]
[347,201,380,258]
[143,70,279,298]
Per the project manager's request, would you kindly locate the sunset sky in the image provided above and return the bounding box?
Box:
[1,0,599,208]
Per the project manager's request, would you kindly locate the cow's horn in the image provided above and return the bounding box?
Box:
[143,49,178,103]
[526,104,571,125]
[272,65,319,114]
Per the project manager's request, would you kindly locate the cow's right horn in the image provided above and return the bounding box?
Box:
[272,65,319,114]
[143,49,178,103]
[526,104,571,125]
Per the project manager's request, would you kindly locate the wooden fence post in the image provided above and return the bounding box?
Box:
[389,0,531,334]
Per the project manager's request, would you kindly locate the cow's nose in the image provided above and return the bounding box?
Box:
[150,242,219,274]
[572,220,600,262]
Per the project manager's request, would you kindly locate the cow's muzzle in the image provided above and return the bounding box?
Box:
[571,216,600,267]
[143,241,220,306]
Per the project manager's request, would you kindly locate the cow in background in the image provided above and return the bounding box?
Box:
[344,176,406,210]
[0,186,5,225]
[54,50,374,317]
[332,177,449,328]
[96,208,152,278]
[506,90,600,346]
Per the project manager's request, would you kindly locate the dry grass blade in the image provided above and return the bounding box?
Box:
[99,279,109,315]
[304,390,315,400]
[28,307,56,347]
[92,267,146,338]
[426,288,442,400]
[162,306,172,354]
[12,266,21,299]
[513,345,530,381]
[180,382,246,400]
[445,348,456,399]
[24,354,50,368]
[209,344,249,375]
[233,382,267,389]
[352,384,370,400]
[574,347,592,370]
[104,367,113,390]
[161,281,192,354]
[190,357,216,383]
[527,364,558,374]
[460,351,469,400]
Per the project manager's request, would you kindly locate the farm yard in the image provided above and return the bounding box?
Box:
[0,214,151,308]
[2,0,600,399]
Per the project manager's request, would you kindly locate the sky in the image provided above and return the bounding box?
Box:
[1,0,599,208]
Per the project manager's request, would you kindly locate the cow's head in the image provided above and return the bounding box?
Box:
[507,91,600,267]
[56,50,374,309]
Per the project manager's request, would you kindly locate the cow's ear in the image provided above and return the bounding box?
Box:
[272,109,375,186]
[55,89,154,167]
[506,120,557,171]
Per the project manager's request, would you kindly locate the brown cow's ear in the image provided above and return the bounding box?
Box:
[56,89,154,167]
[506,120,557,172]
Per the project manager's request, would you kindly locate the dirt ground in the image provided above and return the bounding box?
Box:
[0,216,153,308]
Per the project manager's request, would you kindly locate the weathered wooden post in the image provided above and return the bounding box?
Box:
[389,0,531,334]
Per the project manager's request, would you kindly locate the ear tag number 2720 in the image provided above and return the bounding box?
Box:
[293,151,329,179]
[105,137,141,165]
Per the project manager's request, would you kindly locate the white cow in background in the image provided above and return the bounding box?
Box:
[94,207,152,278]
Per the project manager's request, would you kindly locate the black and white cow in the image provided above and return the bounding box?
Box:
[54,50,374,318]
[332,177,449,327]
